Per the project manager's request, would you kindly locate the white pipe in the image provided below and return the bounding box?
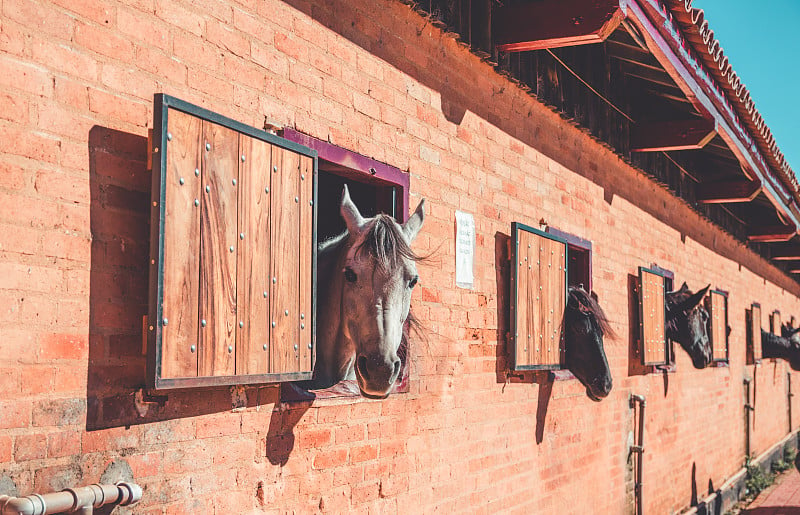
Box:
[0,482,141,515]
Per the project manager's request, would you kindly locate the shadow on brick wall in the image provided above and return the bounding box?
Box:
[86,126,309,454]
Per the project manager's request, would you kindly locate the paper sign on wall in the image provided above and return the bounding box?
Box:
[455,210,474,289]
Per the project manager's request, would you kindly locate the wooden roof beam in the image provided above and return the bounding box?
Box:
[695,179,761,204]
[631,118,716,152]
[748,224,797,243]
[771,247,800,261]
[493,0,624,52]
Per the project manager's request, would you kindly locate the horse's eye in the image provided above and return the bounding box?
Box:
[409,276,419,289]
[344,267,357,283]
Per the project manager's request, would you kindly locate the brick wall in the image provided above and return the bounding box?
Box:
[1,0,799,512]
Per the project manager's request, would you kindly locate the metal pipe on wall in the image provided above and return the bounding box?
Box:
[789,372,794,433]
[630,394,646,515]
[744,378,754,457]
[0,482,141,515]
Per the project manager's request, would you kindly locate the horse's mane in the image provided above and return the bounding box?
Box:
[567,287,615,339]
[354,214,422,271]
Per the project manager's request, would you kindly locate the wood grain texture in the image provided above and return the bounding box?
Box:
[641,270,666,365]
[513,230,565,368]
[199,121,238,377]
[752,305,762,362]
[771,311,782,335]
[269,146,301,374]
[236,135,272,375]
[710,292,727,361]
[161,108,201,379]
[298,155,313,372]
[515,231,531,367]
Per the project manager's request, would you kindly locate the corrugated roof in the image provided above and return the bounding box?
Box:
[664,0,800,202]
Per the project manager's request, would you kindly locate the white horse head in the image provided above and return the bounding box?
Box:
[315,185,425,397]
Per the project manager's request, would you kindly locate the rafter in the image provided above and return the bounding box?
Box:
[493,0,623,52]
[631,118,716,152]
[695,179,761,204]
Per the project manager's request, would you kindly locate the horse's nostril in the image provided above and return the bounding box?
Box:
[357,355,370,380]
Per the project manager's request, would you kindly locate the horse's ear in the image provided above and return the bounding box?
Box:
[402,198,425,242]
[677,284,710,312]
[340,185,365,234]
[680,282,689,292]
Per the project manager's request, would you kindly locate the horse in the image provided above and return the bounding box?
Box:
[665,283,712,368]
[763,328,800,370]
[312,185,425,398]
[563,287,615,401]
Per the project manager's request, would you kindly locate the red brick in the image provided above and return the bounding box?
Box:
[196,412,242,439]
[312,448,348,469]
[38,333,89,361]
[88,88,148,126]
[349,443,378,463]
[31,39,100,82]
[0,91,29,124]
[0,125,60,163]
[2,0,75,40]
[46,430,81,458]
[75,22,134,61]
[0,400,31,429]
[82,426,140,453]
[14,432,47,461]
[0,435,11,463]
[50,0,115,25]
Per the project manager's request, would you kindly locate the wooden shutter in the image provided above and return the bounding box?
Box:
[148,95,317,389]
[748,303,762,364]
[771,310,782,335]
[510,223,567,370]
[709,290,728,362]
[638,267,667,366]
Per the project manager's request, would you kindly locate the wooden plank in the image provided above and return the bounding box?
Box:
[631,118,716,152]
[748,224,797,243]
[752,305,762,361]
[269,146,301,374]
[554,241,566,362]
[161,109,202,379]
[298,155,314,372]
[640,269,666,365]
[771,310,782,335]
[199,121,238,377]
[710,292,727,361]
[235,135,272,375]
[515,231,531,367]
[695,179,761,204]
[493,0,623,52]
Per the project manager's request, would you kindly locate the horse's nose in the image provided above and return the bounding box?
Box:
[356,353,401,392]
[596,375,612,396]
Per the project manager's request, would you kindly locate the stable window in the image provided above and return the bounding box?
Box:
[748,302,762,365]
[770,310,782,335]
[708,289,729,363]
[147,95,317,389]
[638,267,668,366]
[509,223,595,372]
[281,129,411,397]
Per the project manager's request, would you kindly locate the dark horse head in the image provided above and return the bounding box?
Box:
[564,287,614,401]
[665,282,711,368]
[782,323,800,345]
[763,329,800,370]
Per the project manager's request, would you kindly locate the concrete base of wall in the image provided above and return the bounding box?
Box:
[684,431,800,515]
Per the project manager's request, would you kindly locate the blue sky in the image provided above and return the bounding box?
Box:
[690,0,800,174]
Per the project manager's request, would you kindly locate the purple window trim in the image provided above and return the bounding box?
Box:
[546,226,593,292]
[280,128,410,221]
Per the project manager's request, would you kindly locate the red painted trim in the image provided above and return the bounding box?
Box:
[280,128,411,221]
